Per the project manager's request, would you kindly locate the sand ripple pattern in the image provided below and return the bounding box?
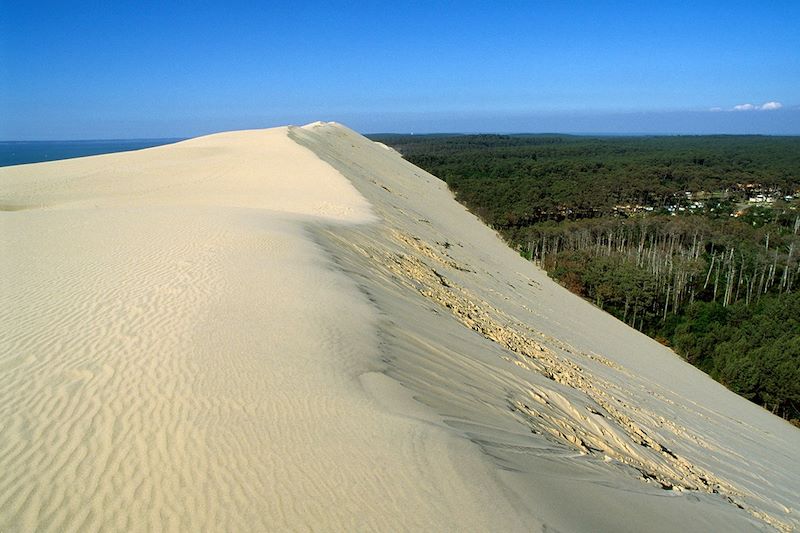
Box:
[0,127,532,532]
[0,210,234,531]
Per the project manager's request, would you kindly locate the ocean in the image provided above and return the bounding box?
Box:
[0,139,184,167]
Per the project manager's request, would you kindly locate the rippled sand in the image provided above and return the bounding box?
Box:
[1,123,797,532]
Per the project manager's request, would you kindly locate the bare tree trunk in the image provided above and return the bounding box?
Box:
[781,242,794,291]
[704,250,716,290]
[735,252,744,303]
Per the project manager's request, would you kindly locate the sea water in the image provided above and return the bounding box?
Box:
[0,139,183,167]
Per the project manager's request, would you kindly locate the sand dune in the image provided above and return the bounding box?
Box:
[1,123,798,532]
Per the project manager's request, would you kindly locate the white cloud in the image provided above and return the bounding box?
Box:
[730,101,783,111]
[759,101,782,110]
[709,107,723,112]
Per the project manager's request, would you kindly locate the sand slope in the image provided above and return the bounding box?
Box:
[1,123,798,532]
[0,128,528,532]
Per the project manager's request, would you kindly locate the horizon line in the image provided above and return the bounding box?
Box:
[5,130,800,142]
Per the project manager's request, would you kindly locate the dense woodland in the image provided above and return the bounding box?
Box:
[372,133,800,424]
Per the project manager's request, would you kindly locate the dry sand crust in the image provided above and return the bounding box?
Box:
[1,123,798,532]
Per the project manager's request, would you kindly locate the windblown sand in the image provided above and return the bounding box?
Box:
[1,123,798,532]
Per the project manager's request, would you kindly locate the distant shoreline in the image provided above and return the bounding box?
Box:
[0,138,184,167]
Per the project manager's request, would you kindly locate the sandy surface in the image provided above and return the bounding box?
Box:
[1,123,798,531]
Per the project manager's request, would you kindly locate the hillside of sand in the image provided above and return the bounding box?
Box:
[1,122,798,532]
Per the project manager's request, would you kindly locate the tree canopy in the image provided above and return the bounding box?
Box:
[373,133,800,424]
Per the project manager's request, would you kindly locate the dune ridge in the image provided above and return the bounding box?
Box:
[0,127,528,532]
[290,122,799,532]
[1,122,797,532]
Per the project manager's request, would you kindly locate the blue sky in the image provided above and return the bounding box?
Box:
[1,1,799,138]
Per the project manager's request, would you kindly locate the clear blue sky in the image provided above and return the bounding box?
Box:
[2,0,799,138]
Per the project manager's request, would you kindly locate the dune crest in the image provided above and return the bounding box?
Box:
[1,123,798,532]
[0,127,374,221]
[0,126,527,532]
